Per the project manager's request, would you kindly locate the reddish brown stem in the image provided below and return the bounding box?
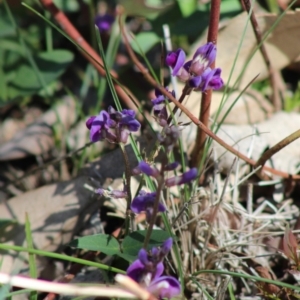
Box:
[39,0,142,116]
[241,0,281,110]
[191,0,221,168]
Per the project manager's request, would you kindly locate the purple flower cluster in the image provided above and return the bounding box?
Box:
[151,88,175,127]
[86,106,140,144]
[131,161,197,221]
[166,42,224,92]
[134,161,197,184]
[131,190,165,222]
[127,238,181,299]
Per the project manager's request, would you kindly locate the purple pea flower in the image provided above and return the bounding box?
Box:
[131,190,166,222]
[95,14,115,33]
[126,238,181,299]
[165,168,198,187]
[108,106,141,143]
[86,110,115,143]
[166,42,224,92]
[165,161,179,171]
[151,88,175,127]
[133,161,160,178]
[199,67,224,91]
[189,42,216,76]
[86,107,140,144]
[166,48,186,76]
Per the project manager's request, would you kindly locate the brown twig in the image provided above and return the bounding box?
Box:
[191,0,221,168]
[255,129,300,173]
[39,0,142,115]
[120,19,300,180]
[241,0,281,111]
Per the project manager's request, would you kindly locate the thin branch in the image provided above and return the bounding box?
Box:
[255,129,300,170]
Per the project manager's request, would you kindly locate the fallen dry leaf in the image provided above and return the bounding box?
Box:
[0,176,97,273]
[184,111,300,175]
[180,88,274,126]
[0,97,77,160]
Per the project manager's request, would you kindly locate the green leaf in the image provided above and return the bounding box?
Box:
[53,0,80,12]
[177,0,197,17]
[69,234,121,256]
[25,214,37,300]
[4,49,73,101]
[118,0,174,18]
[131,32,160,54]
[122,230,171,257]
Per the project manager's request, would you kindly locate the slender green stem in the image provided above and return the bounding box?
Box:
[193,270,300,291]
[0,244,125,274]
[119,143,132,207]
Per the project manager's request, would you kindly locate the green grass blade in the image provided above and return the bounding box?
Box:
[94,25,121,111]
[25,214,37,300]
[0,243,125,274]
[193,269,300,292]
[228,282,236,300]
[3,289,33,299]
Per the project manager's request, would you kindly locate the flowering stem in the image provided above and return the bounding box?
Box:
[119,144,132,209]
[119,143,135,235]
[143,167,166,249]
[191,0,221,168]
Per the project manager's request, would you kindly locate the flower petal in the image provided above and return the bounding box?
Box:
[148,276,181,299]
[126,259,145,282]
[166,49,186,76]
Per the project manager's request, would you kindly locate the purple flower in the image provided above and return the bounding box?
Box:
[189,42,216,76]
[166,49,186,76]
[165,161,179,171]
[126,239,181,299]
[86,107,140,144]
[86,110,115,143]
[165,168,198,187]
[148,276,181,299]
[133,161,160,178]
[131,190,166,222]
[166,43,224,92]
[95,14,115,33]
[151,88,175,127]
[200,67,224,91]
[108,106,141,143]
